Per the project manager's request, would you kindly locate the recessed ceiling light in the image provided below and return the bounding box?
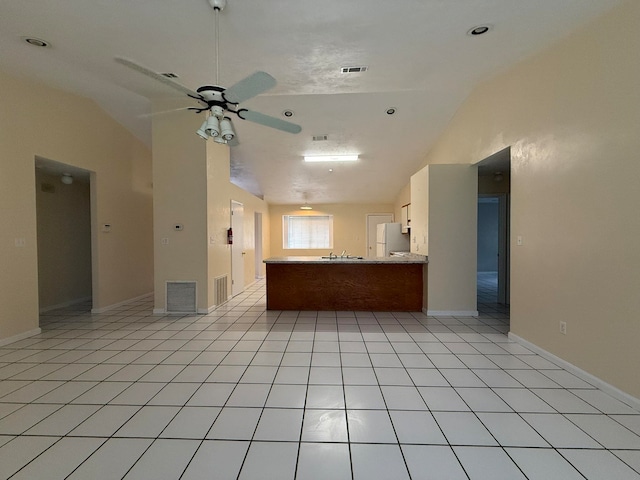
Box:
[22,37,50,47]
[283,110,294,117]
[467,24,492,36]
[386,107,397,115]
[304,155,359,163]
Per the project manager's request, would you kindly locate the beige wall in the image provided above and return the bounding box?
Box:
[417,1,640,398]
[269,204,394,258]
[36,171,92,310]
[411,165,477,314]
[152,100,270,312]
[0,69,154,342]
[428,165,478,315]
[152,102,209,311]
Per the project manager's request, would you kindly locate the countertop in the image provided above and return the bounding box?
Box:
[264,255,427,264]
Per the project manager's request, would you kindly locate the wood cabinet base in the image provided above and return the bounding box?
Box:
[266,263,423,311]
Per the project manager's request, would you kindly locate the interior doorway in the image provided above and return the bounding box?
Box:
[474,148,511,319]
[35,157,93,316]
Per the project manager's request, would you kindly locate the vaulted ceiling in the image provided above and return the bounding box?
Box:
[0,0,622,204]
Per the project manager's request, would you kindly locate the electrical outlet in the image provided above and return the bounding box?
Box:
[560,321,567,335]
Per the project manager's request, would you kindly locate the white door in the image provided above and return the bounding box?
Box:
[366,214,393,257]
[231,201,244,296]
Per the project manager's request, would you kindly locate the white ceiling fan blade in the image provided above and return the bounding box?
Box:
[237,109,302,134]
[115,57,205,102]
[222,71,277,105]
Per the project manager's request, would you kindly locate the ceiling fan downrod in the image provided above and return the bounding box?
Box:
[208,0,226,86]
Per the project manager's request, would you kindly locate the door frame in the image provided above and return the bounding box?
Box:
[231,200,244,296]
[477,193,510,305]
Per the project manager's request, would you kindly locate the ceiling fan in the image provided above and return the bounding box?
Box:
[115,0,301,145]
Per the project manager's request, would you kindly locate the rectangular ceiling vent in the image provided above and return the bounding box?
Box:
[161,72,179,79]
[166,281,197,314]
[312,135,328,141]
[341,66,368,74]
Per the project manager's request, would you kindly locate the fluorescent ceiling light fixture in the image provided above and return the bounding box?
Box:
[304,155,359,163]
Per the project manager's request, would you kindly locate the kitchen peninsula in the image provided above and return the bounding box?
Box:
[264,255,427,311]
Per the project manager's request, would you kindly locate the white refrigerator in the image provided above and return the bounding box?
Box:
[376,223,410,257]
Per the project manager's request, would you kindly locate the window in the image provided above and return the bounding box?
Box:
[283,215,333,249]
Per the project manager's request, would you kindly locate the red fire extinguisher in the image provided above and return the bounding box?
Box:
[227,227,233,245]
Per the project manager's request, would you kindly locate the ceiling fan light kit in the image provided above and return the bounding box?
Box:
[114,0,300,146]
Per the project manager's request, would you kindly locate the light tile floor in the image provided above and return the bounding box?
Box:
[0,280,639,479]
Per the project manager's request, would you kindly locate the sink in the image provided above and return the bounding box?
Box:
[321,255,364,260]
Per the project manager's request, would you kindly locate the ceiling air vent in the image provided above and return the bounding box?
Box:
[341,66,368,74]
[161,72,179,79]
[312,135,328,142]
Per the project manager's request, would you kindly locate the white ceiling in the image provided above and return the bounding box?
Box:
[0,0,621,204]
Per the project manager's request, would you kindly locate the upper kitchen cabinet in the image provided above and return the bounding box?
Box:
[401,204,411,233]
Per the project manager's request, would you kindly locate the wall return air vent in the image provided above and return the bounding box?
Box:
[166,281,197,314]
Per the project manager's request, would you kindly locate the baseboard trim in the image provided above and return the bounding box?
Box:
[39,296,92,313]
[91,292,153,314]
[508,332,640,412]
[0,328,42,347]
[425,309,479,317]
